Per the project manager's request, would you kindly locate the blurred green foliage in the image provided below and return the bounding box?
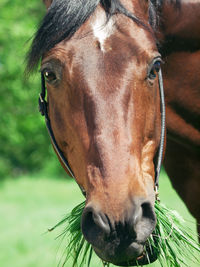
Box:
[0,0,65,178]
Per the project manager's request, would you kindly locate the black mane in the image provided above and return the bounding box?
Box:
[149,0,181,29]
[26,0,181,73]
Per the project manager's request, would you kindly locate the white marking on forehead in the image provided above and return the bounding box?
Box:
[92,10,115,52]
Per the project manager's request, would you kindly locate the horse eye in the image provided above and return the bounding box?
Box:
[43,70,57,82]
[148,60,161,80]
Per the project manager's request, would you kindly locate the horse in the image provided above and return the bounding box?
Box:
[26,0,200,265]
[155,0,200,237]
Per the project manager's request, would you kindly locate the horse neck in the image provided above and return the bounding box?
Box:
[157,0,200,41]
[158,1,200,149]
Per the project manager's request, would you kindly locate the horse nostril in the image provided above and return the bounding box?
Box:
[141,202,156,222]
[81,206,110,246]
[133,201,156,243]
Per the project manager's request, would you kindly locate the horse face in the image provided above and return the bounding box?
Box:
[41,2,161,265]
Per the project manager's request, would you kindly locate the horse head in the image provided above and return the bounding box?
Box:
[28,0,164,265]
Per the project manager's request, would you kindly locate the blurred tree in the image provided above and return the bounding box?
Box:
[0,0,66,178]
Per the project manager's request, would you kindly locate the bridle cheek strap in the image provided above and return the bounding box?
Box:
[38,73,86,196]
[154,69,166,199]
[38,70,165,199]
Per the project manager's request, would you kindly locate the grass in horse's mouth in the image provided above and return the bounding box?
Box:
[48,201,200,267]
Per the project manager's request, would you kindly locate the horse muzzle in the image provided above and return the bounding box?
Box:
[81,199,157,266]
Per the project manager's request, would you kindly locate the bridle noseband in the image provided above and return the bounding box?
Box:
[38,70,165,198]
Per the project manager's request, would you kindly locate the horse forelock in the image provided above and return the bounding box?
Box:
[26,0,151,74]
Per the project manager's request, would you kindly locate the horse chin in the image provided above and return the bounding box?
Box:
[111,249,158,266]
[93,241,158,266]
[111,253,158,266]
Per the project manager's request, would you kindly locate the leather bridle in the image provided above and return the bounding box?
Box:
[38,69,165,198]
[39,73,86,196]
[155,69,166,198]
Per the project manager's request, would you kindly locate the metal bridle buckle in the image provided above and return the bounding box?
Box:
[155,185,160,202]
[38,93,46,116]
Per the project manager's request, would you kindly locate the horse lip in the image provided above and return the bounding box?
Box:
[93,242,142,265]
[107,252,158,266]
[93,241,158,266]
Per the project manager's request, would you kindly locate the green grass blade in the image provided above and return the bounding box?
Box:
[50,200,200,267]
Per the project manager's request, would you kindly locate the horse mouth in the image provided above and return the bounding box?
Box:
[111,250,158,266]
[94,240,158,266]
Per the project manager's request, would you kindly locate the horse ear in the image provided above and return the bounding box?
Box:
[43,0,53,9]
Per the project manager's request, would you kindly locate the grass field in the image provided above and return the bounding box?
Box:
[0,171,199,267]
